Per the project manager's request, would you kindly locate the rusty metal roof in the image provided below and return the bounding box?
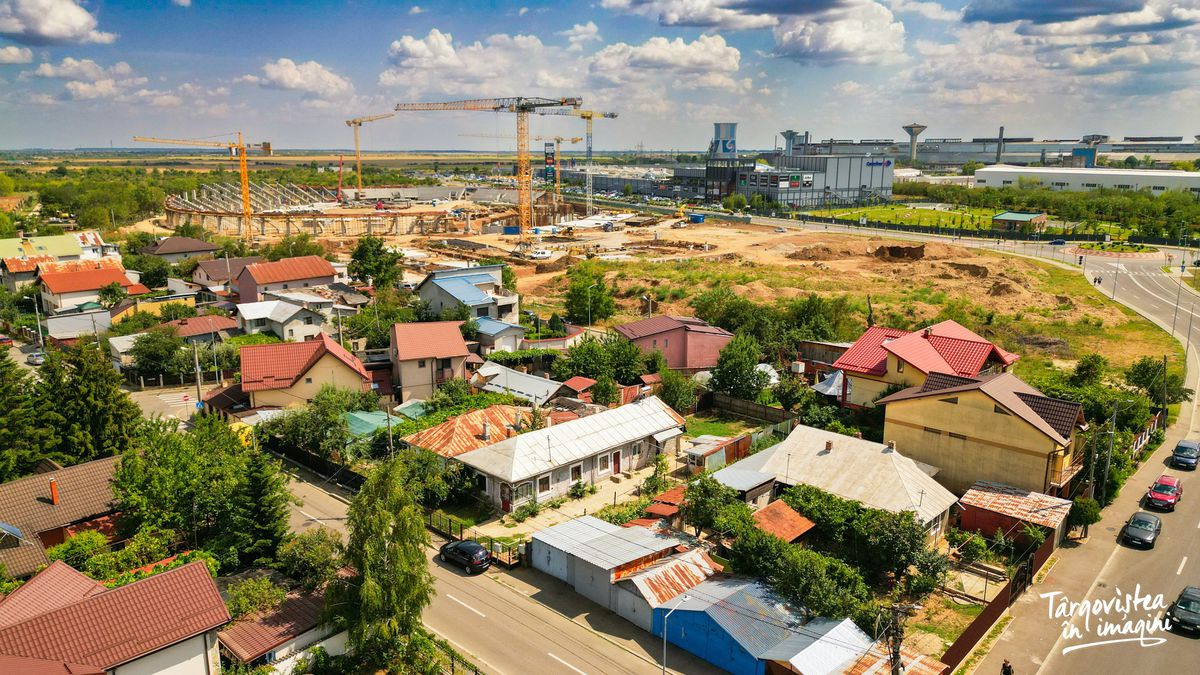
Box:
[959,480,1072,529]
[626,548,721,607]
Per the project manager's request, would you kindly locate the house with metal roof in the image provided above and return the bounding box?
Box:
[830,319,1019,407]
[470,360,561,407]
[0,457,119,579]
[0,560,228,674]
[991,210,1048,232]
[416,265,519,323]
[877,372,1087,496]
[725,424,958,542]
[473,316,525,353]
[655,577,876,675]
[612,315,732,372]
[959,480,1073,546]
[236,299,325,341]
[390,321,470,402]
[457,396,685,513]
[138,236,220,263]
[236,256,336,303]
[192,256,263,290]
[710,466,776,510]
[218,586,346,674]
[402,405,529,459]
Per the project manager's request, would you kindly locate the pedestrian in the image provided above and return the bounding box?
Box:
[1001,659,1015,675]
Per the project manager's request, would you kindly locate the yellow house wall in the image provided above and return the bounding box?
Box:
[250,353,365,408]
[393,356,466,403]
[846,355,927,407]
[111,296,197,324]
[882,390,1063,495]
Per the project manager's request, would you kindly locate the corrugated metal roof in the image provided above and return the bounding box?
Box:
[627,549,720,607]
[711,467,775,492]
[959,480,1072,529]
[752,500,815,542]
[471,361,561,407]
[457,396,685,483]
[731,425,957,524]
[244,256,335,285]
[612,315,733,341]
[403,405,528,458]
[475,316,525,337]
[430,276,492,306]
[532,515,682,570]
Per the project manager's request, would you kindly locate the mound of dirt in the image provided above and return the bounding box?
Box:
[1055,295,1075,308]
[987,281,1026,297]
[873,244,926,261]
[946,262,989,278]
[534,255,579,273]
[786,245,862,261]
[1018,335,1069,353]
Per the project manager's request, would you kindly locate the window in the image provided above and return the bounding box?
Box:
[598,454,610,473]
[652,339,657,348]
[282,284,289,289]
[949,432,967,440]
[1152,185,1166,191]
[570,464,582,482]
[994,404,1010,415]
[288,329,294,337]
[418,360,426,368]
[303,317,313,325]
[305,377,313,384]
[923,426,941,434]
[515,482,532,500]
[537,475,551,495]
[476,307,489,318]
[438,358,451,370]
[1002,180,1013,185]
[663,338,668,349]
[896,361,904,373]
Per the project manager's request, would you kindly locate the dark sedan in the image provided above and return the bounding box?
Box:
[1172,440,1199,470]
[439,540,493,575]
[1169,587,1200,633]
[1122,512,1162,548]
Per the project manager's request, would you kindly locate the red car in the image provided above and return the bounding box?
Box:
[0,334,12,346]
[1146,475,1183,511]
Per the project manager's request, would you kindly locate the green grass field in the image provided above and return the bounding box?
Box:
[811,204,1002,230]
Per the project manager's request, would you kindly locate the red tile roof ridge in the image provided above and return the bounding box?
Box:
[240,333,367,392]
[244,256,335,285]
[0,561,106,628]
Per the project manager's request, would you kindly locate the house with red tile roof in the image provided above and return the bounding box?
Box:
[163,314,239,343]
[402,405,530,459]
[876,372,1086,496]
[239,333,369,408]
[0,560,228,674]
[138,236,220,263]
[830,320,1019,407]
[37,268,151,313]
[390,321,469,402]
[612,315,732,373]
[218,586,346,674]
[236,255,336,303]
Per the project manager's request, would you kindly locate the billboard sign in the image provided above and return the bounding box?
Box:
[544,143,555,181]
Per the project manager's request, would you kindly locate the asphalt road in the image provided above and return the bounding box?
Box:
[284,463,708,675]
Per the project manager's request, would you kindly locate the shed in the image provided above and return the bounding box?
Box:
[751,500,814,543]
[991,210,1047,232]
[711,467,775,510]
[685,435,750,474]
[958,480,1072,545]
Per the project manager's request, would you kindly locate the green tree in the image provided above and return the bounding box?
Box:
[328,458,435,656]
[227,577,288,618]
[640,453,671,497]
[960,160,984,176]
[563,266,614,324]
[123,254,170,288]
[260,233,328,261]
[36,344,141,466]
[345,288,417,349]
[257,385,379,462]
[623,183,633,196]
[0,354,41,481]
[1070,353,1108,387]
[158,302,198,322]
[548,312,566,334]
[240,449,293,566]
[772,375,812,412]
[130,328,185,377]
[590,376,619,406]
[1068,497,1102,537]
[0,172,15,196]
[348,235,404,288]
[1125,356,1192,404]
[709,334,768,400]
[477,257,517,291]
[658,367,697,413]
[642,349,667,375]
[722,193,747,211]
[46,530,110,570]
[604,335,645,384]
[683,473,738,535]
[279,527,344,592]
[97,281,127,309]
[551,336,612,381]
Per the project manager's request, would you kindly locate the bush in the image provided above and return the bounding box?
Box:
[510,499,541,523]
[227,577,287,618]
[567,481,588,499]
[46,530,110,570]
[84,527,175,580]
[594,497,650,525]
[278,527,344,592]
[1068,497,1102,530]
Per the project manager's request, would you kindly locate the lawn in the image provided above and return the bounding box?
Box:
[910,596,985,647]
[1078,242,1158,253]
[433,500,496,529]
[809,203,1003,230]
[684,413,761,438]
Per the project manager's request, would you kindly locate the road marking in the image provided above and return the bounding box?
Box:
[298,509,328,522]
[446,594,486,618]
[547,652,586,675]
[1179,557,1188,575]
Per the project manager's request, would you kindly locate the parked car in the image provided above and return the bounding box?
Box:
[529,249,553,260]
[26,352,45,366]
[1049,239,1067,246]
[1145,475,1183,511]
[1168,587,1200,633]
[439,540,493,575]
[0,334,12,346]
[1122,511,1162,548]
[1172,440,1199,470]
[774,227,788,233]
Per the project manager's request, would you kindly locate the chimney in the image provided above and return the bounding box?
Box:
[887,440,896,450]
[923,327,932,338]
[514,411,522,431]
[824,440,833,452]
[854,432,863,439]
[49,477,59,506]
[482,420,490,441]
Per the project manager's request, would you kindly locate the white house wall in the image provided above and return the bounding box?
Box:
[111,632,218,675]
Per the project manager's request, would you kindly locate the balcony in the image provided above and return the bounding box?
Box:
[1049,452,1085,489]
[434,368,455,384]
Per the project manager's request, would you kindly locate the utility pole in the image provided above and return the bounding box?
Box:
[1162,354,1169,410]
[1100,402,1119,505]
[888,603,920,675]
[191,341,203,405]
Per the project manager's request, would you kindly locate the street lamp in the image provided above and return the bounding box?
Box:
[662,593,690,675]
[642,294,654,317]
[587,282,598,327]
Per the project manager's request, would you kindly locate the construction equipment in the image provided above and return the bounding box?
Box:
[533,108,618,216]
[395,97,581,248]
[345,113,395,198]
[132,132,267,243]
[459,133,582,207]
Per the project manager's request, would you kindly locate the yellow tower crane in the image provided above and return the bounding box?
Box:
[132,132,268,243]
[533,108,618,215]
[345,113,395,198]
[394,97,581,248]
[458,132,582,206]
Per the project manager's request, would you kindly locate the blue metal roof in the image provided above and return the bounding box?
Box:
[431,276,492,306]
[475,316,525,337]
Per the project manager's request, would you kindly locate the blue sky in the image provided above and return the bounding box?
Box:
[1,0,1198,150]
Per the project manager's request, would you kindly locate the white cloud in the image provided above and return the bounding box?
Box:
[250,58,355,100]
[600,0,777,31]
[27,92,57,105]
[0,44,31,63]
[590,34,749,91]
[0,0,117,45]
[65,78,119,99]
[773,1,907,65]
[33,57,132,80]
[559,21,601,51]
[408,5,423,14]
[172,0,192,6]
[886,0,960,22]
[518,6,528,16]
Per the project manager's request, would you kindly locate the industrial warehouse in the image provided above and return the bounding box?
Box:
[974,165,1200,196]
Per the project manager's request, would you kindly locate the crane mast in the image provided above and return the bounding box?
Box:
[345,113,395,198]
[533,108,618,215]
